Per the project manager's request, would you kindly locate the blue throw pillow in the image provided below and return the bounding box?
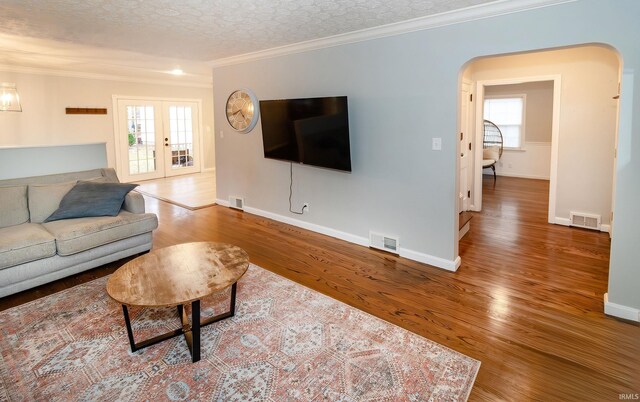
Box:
[44,181,138,222]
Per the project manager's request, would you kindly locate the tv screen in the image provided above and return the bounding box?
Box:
[259,96,351,172]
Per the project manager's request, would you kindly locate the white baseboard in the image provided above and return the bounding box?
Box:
[203,167,216,173]
[215,199,459,271]
[242,205,370,248]
[604,293,640,322]
[553,217,571,226]
[495,172,550,180]
[553,217,610,233]
[399,249,460,272]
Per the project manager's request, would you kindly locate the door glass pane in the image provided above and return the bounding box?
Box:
[168,106,194,169]
[127,105,156,175]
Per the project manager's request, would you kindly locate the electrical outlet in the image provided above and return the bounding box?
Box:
[303,203,310,213]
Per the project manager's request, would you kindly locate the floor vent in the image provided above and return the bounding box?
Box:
[570,212,601,230]
[369,231,399,254]
[229,196,244,210]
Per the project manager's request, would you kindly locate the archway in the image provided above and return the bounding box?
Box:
[457,44,621,245]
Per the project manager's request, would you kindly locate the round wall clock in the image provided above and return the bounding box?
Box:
[225,89,259,133]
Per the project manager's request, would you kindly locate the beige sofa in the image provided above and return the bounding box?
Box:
[0,168,158,297]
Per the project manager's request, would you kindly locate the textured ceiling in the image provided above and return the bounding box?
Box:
[0,0,495,61]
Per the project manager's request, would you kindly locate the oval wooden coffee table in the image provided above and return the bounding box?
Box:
[106,242,249,363]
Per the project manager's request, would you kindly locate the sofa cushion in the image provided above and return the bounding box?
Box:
[42,211,158,256]
[0,224,57,269]
[85,176,110,183]
[28,181,77,223]
[45,181,138,222]
[123,191,146,214]
[0,186,29,229]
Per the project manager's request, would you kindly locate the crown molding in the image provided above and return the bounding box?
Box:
[0,64,212,89]
[210,0,576,68]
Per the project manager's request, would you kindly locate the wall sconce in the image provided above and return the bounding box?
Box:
[1,83,22,112]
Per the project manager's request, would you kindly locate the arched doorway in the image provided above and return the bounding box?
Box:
[457,44,621,244]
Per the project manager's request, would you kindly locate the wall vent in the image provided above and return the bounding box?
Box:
[570,211,601,231]
[369,231,399,254]
[229,196,244,210]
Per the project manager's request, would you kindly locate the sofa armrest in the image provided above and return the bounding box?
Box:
[123,191,145,214]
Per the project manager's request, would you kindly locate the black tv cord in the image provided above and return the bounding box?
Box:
[289,162,308,215]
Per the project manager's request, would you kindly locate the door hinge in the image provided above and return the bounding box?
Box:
[460,132,463,141]
[611,211,614,221]
[467,190,471,198]
[468,143,472,151]
[470,94,473,102]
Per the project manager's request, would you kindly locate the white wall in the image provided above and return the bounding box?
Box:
[470,46,619,225]
[212,0,640,314]
[485,81,553,179]
[0,71,215,172]
[494,144,551,180]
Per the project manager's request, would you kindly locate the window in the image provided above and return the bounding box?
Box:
[484,96,525,149]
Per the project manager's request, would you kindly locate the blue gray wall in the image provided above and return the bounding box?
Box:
[213,0,640,313]
[0,143,107,180]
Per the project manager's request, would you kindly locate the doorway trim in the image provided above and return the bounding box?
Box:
[459,79,473,212]
[111,95,205,181]
[472,74,561,224]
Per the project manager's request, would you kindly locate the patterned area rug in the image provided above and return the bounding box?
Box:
[0,264,480,401]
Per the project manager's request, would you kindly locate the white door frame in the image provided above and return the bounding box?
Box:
[161,100,202,178]
[112,95,204,181]
[459,80,473,212]
[471,75,561,225]
[114,99,165,182]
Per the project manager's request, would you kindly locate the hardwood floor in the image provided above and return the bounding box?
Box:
[1,175,638,400]
[136,171,216,210]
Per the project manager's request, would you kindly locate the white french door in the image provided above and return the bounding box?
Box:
[114,97,201,183]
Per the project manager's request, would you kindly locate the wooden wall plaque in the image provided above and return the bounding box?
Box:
[65,108,107,115]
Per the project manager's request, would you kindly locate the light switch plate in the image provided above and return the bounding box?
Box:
[432,137,442,151]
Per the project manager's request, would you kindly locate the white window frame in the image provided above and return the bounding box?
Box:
[483,94,527,150]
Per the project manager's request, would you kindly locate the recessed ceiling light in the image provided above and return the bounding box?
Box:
[170,68,184,76]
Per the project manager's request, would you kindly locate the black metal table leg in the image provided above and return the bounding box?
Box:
[229,282,237,317]
[191,300,201,362]
[200,282,238,326]
[118,281,239,362]
[122,305,137,352]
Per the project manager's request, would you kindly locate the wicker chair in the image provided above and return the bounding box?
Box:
[482,120,504,183]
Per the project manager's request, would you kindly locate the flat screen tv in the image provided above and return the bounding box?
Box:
[259,96,351,172]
